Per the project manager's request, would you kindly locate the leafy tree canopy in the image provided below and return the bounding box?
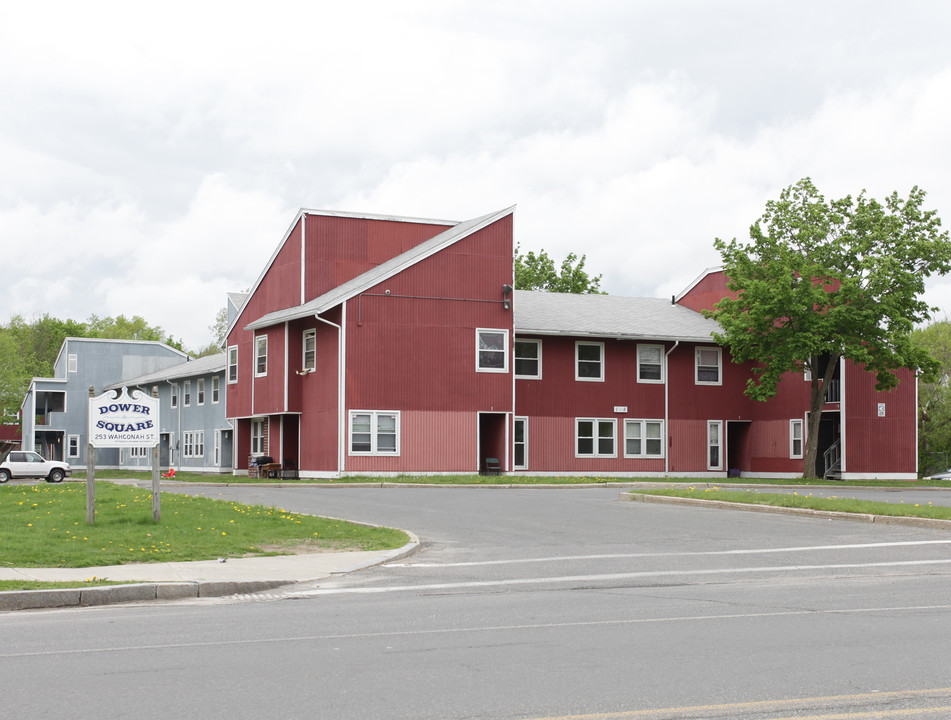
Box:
[0,313,183,421]
[515,245,605,294]
[710,177,951,477]
[912,319,951,475]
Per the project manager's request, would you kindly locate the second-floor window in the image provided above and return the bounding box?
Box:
[303,329,316,372]
[227,346,238,384]
[576,342,604,381]
[255,336,268,377]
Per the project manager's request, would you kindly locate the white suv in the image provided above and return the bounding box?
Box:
[0,451,71,483]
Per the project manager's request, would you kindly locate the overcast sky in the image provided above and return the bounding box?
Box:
[3,1,951,351]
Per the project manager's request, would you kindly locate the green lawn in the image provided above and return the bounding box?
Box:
[631,487,951,521]
[0,481,408,569]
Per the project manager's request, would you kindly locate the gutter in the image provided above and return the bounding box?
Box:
[316,306,346,477]
[664,341,680,476]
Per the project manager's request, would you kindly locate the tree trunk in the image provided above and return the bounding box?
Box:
[802,354,840,479]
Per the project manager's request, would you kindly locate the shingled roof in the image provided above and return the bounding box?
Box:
[513,290,720,343]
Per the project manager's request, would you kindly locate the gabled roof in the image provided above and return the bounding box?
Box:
[513,290,720,343]
[226,208,463,341]
[674,266,723,303]
[106,352,226,391]
[245,206,515,331]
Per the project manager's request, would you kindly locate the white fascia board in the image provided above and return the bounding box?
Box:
[674,266,724,304]
[514,328,714,343]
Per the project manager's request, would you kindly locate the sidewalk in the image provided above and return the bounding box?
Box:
[0,537,419,612]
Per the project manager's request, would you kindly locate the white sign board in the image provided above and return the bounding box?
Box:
[88,387,160,448]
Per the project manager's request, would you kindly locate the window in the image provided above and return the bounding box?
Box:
[182,432,205,458]
[624,419,664,458]
[183,380,191,407]
[303,329,316,372]
[476,329,508,372]
[68,354,78,373]
[696,347,722,385]
[197,378,205,406]
[250,418,267,456]
[170,384,179,409]
[130,446,148,459]
[227,346,238,384]
[637,344,664,383]
[514,340,542,379]
[67,435,79,458]
[576,418,616,458]
[514,417,528,469]
[349,411,400,455]
[790,419,804,459]
[707,420,723,470]
[212,375,220,404]
[255,336,268,377]
[576,341,604,381]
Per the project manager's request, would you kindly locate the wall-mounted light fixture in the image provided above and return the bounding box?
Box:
[502,283,513,310]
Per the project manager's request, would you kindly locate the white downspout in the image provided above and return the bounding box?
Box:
[316,305,346,477]
[664,341,680,477]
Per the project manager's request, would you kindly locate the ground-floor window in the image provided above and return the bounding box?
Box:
[514,417,528,469]
[790,419,804,459]
[67,435,80,458]
[129,446,148,459]
[707,420,723,470]
[184,431,205,459]
[250,419,267,455]
[576,418,616,458]
[624,419,664,458]
[349,411,400,455]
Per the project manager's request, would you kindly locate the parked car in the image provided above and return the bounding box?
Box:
[0,450,71,483]
[928,468,951,480]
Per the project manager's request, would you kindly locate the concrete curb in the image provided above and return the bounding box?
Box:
[623,492,951,530]
[0,538,420,613]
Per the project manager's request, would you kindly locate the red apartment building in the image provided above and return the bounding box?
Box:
[226,207,918,480]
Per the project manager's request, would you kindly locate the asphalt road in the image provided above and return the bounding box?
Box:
[3,485,951,719]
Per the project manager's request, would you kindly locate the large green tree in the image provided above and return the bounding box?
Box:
[710,178,951,478]
[913,319,951,475]
[515,246,605,294]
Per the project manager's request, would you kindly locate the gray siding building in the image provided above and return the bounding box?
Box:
[111,352,231,473]
[21,338,188,467]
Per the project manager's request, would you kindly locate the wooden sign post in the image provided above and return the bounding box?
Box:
[87,386,161,524]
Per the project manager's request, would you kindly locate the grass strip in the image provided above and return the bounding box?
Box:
[0,580,140,591]
[0,482,407,568]
[68,470,951,488]
[632,487,951,520]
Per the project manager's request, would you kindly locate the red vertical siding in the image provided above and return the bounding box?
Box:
[304,215,453,300]
[844,364,917,476]
[676,270,732,314]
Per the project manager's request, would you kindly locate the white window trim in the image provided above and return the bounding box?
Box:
[227,346,239,384]
[623,419,665,459]
[183,380,191,407]
[696,346,722,386]
[636,344,665,384]
[514,339,542,380]
[514,416,529,470]
[707,420,724,471]
[197,378,205,406]
[790,418,804,459]
[68,354,78,373]
[212,375,220,404]
[575,341,605,382]
[303,329,317,372]
[255,335,268,378]
[475,328,509,373]
[170,383,179,409]
[575,417,617,458]
[129,446,148,459]
[348,410,401,456]
[67,435,80,458]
